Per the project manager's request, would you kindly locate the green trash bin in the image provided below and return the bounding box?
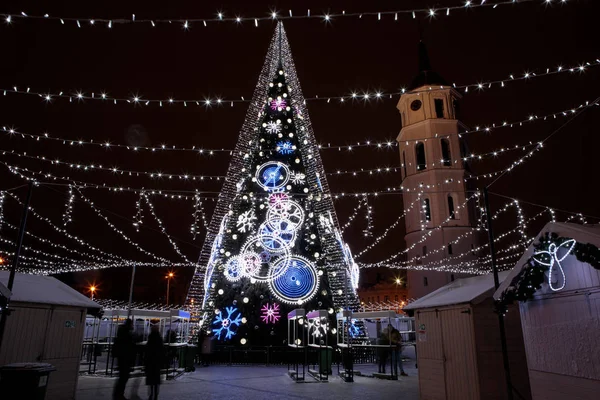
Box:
[0,362,56,400]
[318,348,333,375]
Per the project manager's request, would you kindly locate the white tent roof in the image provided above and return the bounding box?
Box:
[404,271,511,311]
[0,271,101,310]
[493,222,600,300]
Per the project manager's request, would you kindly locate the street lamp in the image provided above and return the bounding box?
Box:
[166,272,174,307]
[89,285,96,300]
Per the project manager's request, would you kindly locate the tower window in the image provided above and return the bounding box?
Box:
[423,277,428,287]
[450,274,455,282]
[422,246,427,256]
[415,142,426,170]
[423,198,431,222]
[448,195,456,219]
[402,151,407,178]
[434,99,444,118]
[441,139,451,166]
[448,244,453,255]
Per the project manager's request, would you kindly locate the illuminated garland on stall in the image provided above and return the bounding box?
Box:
[496,232,600,314]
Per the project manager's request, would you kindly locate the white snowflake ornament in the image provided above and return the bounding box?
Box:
[236,210,257,233]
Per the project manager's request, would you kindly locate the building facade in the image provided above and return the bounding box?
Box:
[396,42,480,299]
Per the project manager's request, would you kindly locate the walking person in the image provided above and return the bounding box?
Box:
[376,326,390,374]
[113,319,136,400]
[145,325,164,400]
[390,324,408,377]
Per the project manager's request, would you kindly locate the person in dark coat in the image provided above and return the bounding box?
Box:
[145,325,164,400]
[376,326,390,374]
[113,319,136,400]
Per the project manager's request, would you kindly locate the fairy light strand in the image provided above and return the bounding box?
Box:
[0,55,594,107]
[2,1,548,28]
[2,99,595,156]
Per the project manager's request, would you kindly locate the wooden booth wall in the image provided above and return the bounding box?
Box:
[414,301,530,400]
[0,302,87,400]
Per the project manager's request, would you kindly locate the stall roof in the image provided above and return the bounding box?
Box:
[404,271,511,311]
[493,222,600,300]
[0,271,101,310]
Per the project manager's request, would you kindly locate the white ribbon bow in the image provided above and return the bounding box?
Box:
[533,239,576,292]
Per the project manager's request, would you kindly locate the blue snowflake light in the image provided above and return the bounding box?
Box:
[212,306,243,340]
[277,141,294,155]
[348,319,361,338]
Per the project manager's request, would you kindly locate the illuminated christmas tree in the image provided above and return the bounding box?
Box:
[186,23,361,345]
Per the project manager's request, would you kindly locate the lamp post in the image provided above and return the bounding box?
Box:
[166,272,174,307]
[90,285,96,300]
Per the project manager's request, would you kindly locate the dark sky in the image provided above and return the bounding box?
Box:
[0,0,598,304]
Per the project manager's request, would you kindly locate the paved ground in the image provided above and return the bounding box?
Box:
[77,361,419,400]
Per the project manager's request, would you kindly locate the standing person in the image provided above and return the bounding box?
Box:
[390,325,408,377]
[113,319,136,400]
[376,326,390,374]
[145,325,164,400]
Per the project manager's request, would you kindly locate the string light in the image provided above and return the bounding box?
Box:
[362,194,373,237]
[2,99,594,158]
[0,148,226,182]
[62,184,74,226]
[354,189,424,258]
[340,196,364,233]
[0,190,4,231]
[74,188,173,263]
[141,192,194,263]
[2,58,595,108]
[133,191,144,232]
[1,1,548,30]
[3,190,129,262]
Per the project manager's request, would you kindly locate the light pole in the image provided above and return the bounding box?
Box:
[90,285,96,300]
[166,272,174,307]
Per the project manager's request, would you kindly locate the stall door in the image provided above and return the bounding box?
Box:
[415,310,447,400]
[440,308,479,400]
[42,308,86,400]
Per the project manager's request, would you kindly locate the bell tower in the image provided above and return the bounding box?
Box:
[397,41,480,299]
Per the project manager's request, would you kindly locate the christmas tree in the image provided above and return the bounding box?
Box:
[186,23,361,345]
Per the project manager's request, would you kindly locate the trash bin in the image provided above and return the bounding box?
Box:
[183,345,197,372]
[0,362,56,400]
[318,348,333,375]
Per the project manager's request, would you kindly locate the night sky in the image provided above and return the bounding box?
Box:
[0,0,598,305]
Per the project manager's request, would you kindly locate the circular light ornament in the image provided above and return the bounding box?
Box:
[224,256,243,282]
[259,221,296,249]
[268,256,319,304]
[240,235,290,281]
[255,161,290,192]
[267,200,304,230]
[240,252,262,277]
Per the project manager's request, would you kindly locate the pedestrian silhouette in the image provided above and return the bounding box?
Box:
[113,319,136,400]
[145,325,164,400]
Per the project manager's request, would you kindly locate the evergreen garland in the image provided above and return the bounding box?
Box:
[496,232,600,314]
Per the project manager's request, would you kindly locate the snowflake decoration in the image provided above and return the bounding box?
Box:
[269,192,289,207]
[236,210,257,233]
[212,306,243,340]
[348,319,361,338]
[260,303,281,324]
[270,97,287,110]
[265,121,281,134]
[276,141,295,155]
[290,172,306,185]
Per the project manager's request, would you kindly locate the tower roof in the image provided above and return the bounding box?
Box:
[407,41,448,90]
